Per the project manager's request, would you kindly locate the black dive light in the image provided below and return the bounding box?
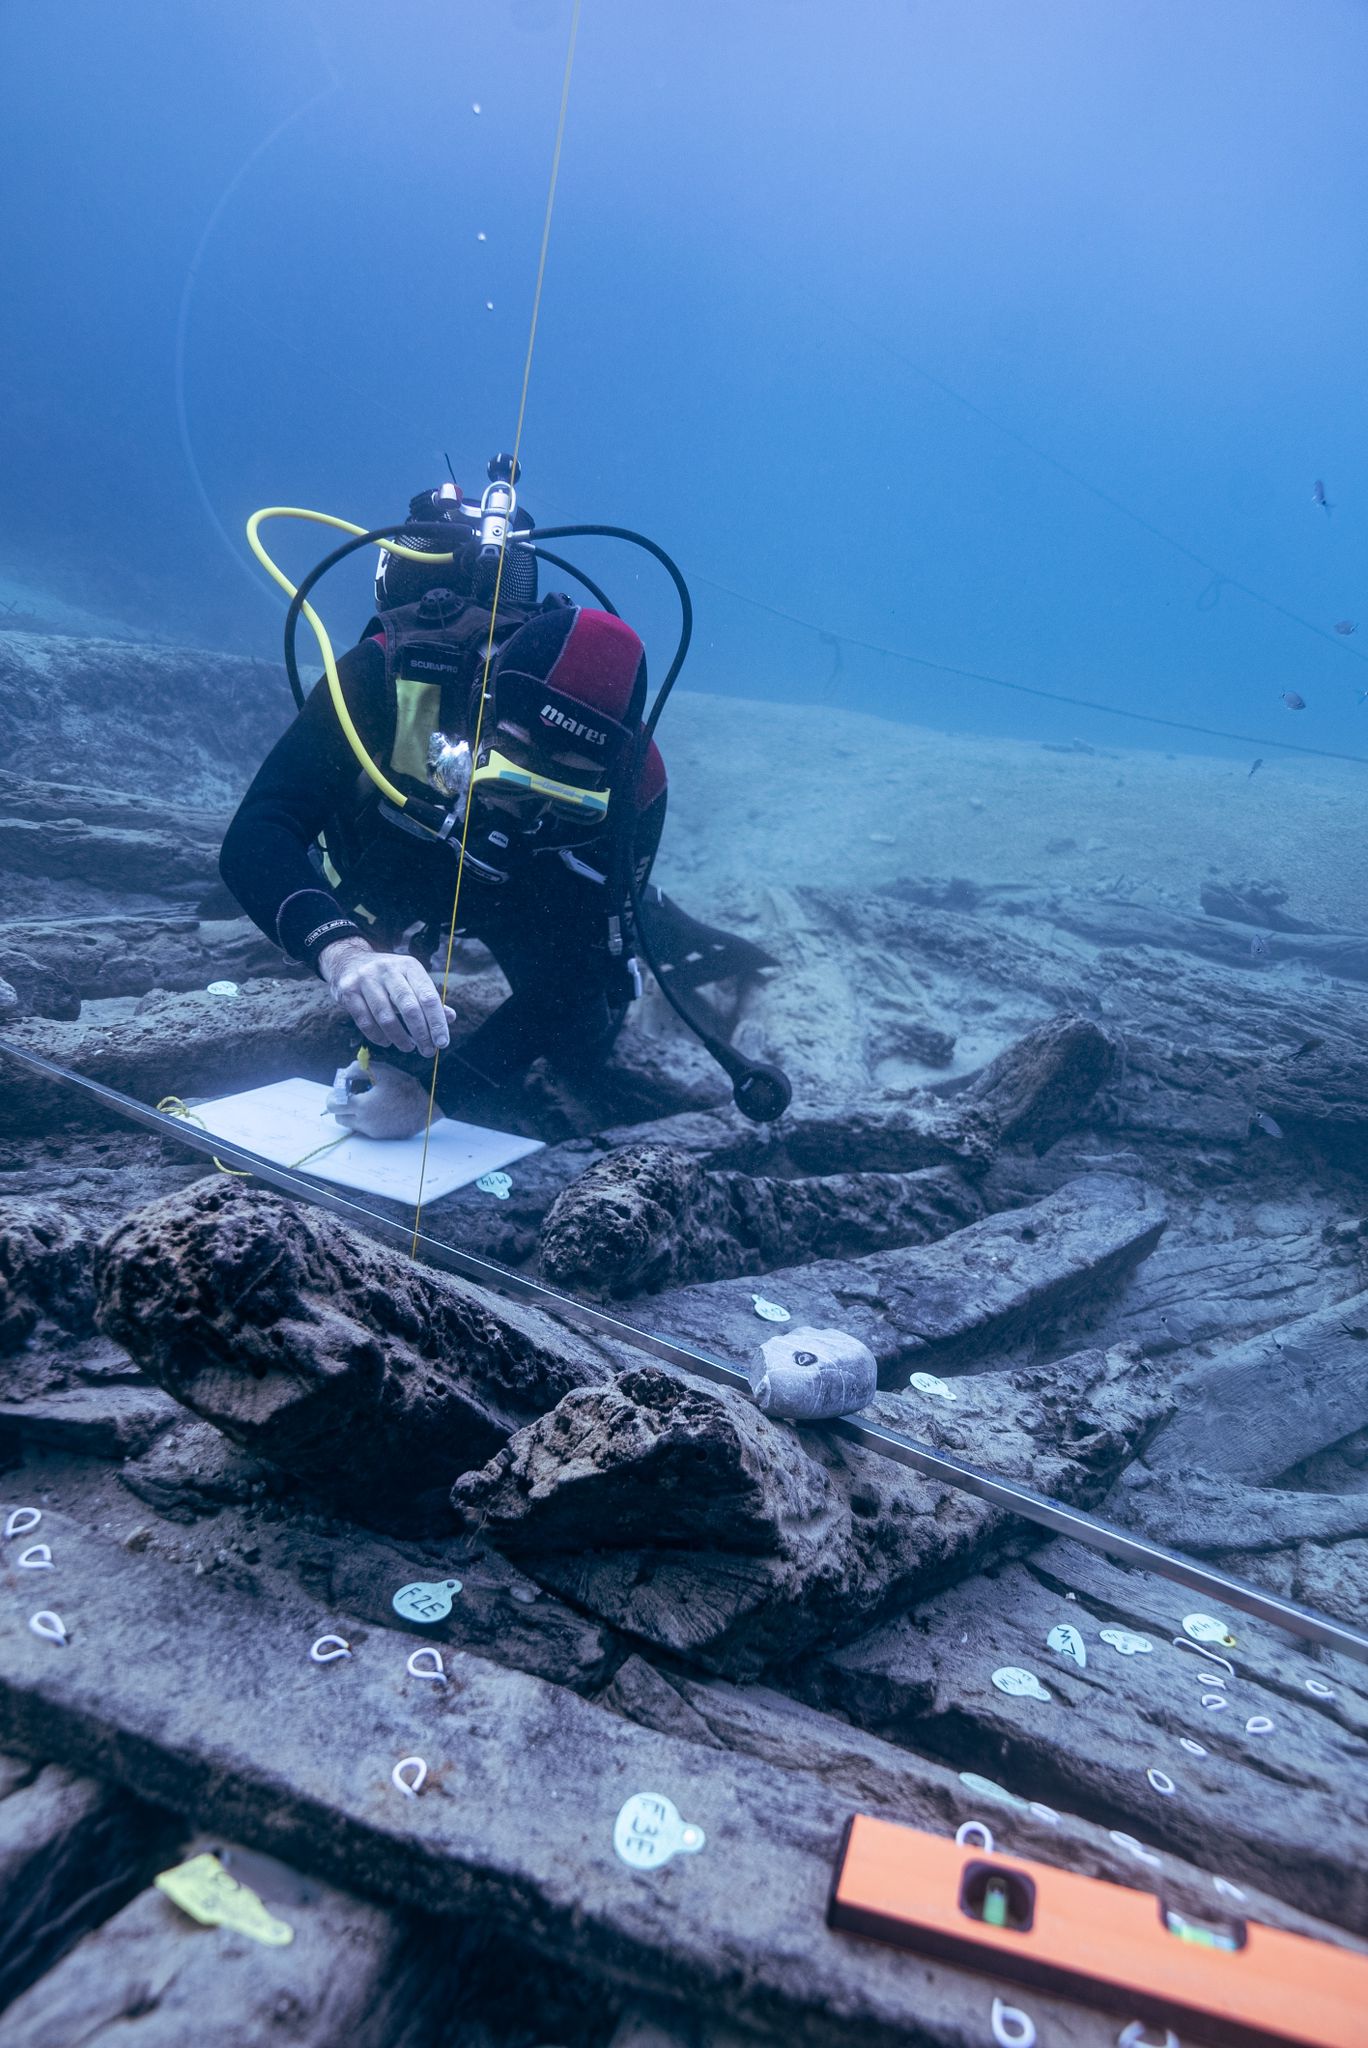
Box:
[279,467,793,1123]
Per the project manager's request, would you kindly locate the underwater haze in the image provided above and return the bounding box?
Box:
[3,0,1367,761]
[7,10,1368,2039]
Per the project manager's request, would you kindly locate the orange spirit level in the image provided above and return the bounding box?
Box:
[827,1813,1367,2048]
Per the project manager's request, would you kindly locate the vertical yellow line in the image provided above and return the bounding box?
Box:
[410,0,583,1255]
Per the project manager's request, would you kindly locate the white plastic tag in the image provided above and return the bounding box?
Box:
[407,1647,447,1684]
[613,1793,705,1870]
[992,1666,1052,1702]
[392,1577,463,1624]
[1046,1623,1086,1667]
[1183,1612,1237,1647]
[908,1371,957,1401]
[392,1756,427,1798]
[1100,1628,1152,1656]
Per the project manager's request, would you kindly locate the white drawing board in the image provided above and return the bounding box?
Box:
[189,1078,543,1204]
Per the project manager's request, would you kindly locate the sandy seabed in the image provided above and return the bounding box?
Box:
[662,689,1368,931]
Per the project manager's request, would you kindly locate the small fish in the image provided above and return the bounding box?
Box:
[1251,1111,1283,1139]
[1281,691,1306,710]
[1249,933,1270,958]
[1334,620,1357,635]
[1340,1323,1368,1341]
[1312,479,1331,513]
[1247,758,1263,778]
[1292,1036,1323,1057]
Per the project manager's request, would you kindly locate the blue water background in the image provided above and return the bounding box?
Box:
[2,0,1366,765]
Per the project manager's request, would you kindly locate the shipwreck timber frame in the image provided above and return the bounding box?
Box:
[4,1036,1366,1666]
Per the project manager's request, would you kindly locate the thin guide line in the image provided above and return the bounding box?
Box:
[411,0,583,1253]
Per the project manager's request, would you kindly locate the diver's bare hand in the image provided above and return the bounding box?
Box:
[319,939,454,1057]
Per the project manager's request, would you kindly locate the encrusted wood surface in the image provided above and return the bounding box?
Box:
[97,1181,614,1524]
[0,1754,175,2012]
[805,1537,1368,1933]
[0,1508,1182,2048]
[637,1174,1167,1383]
[453,1346,1167,1677]
[0,1846,456,2048]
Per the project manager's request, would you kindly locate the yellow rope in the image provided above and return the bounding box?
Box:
[155,1098,253,1177]
[410,0,583,1255]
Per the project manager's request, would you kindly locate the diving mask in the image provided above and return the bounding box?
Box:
[474,748,609,822]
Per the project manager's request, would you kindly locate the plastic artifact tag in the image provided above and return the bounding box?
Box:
[17,1544,52,1569]
[406,1646,447,1683]
[1100,1628,1152,1656]
[1183,1613,1237,1647]
[992,1667,1051,1703]
[392,1577,462,1625]
[392,1756,427,1797]
[1109,1831,1163,1869]
[4,1508,41,1539]
[958,1773,1023,1809]
[476,1170,512,1198]
[956,1820,995,1851]
[155,1852,294,1946]
[909,1371,957,1401]
[750,1293,790,1323]
[613,1793,706,1870]
[28,1611,67,1644]
[991,2000,1037,2048]
[206,980,240,998]
[1172,1636,1234,1677]
[309,1635,351,1664]
[1046,1623,1086,1667]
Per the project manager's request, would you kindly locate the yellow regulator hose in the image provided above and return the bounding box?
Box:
[246,507,456,808]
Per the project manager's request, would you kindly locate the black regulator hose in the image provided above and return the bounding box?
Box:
[625,860,793,1123]
[282,521,445,711]
[526,545,619,616]
[523,527,789,1123]
[283,526,624,711]
[523,523,693,728]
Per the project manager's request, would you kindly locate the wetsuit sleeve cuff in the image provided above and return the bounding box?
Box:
[276,890,367,973]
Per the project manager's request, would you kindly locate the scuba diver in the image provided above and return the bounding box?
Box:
[223,457,792,1129]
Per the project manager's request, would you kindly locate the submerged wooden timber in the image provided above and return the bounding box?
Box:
[4,669,1368,2041]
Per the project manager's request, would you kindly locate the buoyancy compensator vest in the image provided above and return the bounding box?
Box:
[315,586,551,914]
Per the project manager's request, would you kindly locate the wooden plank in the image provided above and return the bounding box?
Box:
[0,1507,1157,2048]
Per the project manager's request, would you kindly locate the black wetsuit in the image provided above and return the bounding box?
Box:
[220,634,667,1092]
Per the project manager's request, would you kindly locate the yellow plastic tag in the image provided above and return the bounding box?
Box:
[155,1852,294,1946]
